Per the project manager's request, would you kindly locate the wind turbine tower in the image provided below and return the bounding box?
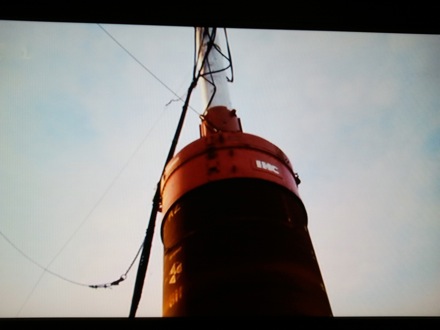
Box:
[159,27,332,316]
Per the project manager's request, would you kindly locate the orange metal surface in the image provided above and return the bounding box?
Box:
[159,131,301,216]
[159,99,332,316]
[161,178,332,316]
[199,106,242,136]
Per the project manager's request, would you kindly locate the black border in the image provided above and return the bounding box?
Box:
[1,1,439,326]
[1,2,439,34]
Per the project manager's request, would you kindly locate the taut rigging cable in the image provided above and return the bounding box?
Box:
[128,27,226,318]
[0,25,226,317]
[0,25,206,314]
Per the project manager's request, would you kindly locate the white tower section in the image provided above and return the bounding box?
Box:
[196,27,232,112]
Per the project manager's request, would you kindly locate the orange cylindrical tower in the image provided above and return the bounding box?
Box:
[159,27,332,316]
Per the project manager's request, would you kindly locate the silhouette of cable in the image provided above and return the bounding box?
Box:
[6,24,199,316]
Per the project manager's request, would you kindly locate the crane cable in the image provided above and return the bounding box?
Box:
[0,24,201,295]
[128,26,220,318]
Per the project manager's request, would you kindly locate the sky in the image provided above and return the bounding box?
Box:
[0,20,439,318]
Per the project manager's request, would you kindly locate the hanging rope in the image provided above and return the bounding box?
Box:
[199,27,234,114]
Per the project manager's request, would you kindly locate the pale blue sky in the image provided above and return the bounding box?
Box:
[1,20,439,317]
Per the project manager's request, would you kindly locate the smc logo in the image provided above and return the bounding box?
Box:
[255,160,280,174]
